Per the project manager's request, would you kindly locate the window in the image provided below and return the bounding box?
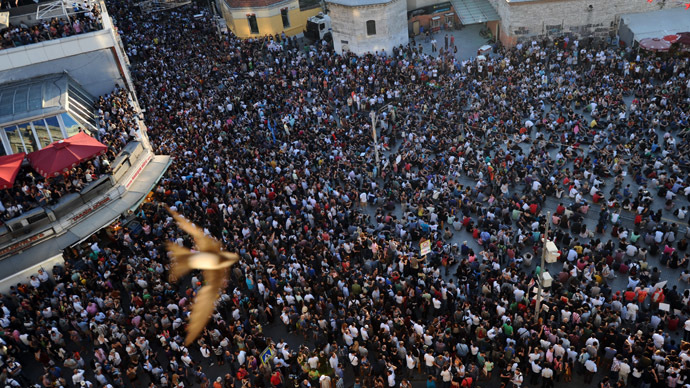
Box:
[17,122,38,152]
[366,20,376,36]
[45,116,64,142]
[281,8,290,28]
[13,88,27,113]
[60,112,82,137]
[298,0,320,11]
[0,93,12,116]
[4,122,38,154]
[247,14,259,34]
[5,126,23,154]
[33,119,53,148]
[28,86,43,111]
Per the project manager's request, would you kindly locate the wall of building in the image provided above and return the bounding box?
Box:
[330,0,409,56]
[219,0,322,38]
[496,0,682,47]
[408,12,459,35]
[407,1,458,35]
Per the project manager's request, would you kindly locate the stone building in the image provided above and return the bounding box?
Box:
[327,0,409,55]
[487,0,685,47]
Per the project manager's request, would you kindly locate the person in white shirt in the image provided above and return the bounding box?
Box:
[424,350,435,375]
[342,331,353,346]
[618,358,631,385]
[625,303,639,322]
[386,367,397,387]
[512,369,524,387]
[406,354,416,376]
[440,367,452,384]
[652,330,665,349]
[307,354,319,370]
[72,369,86,386]
[584,359,597,383]
[348,350,359,375]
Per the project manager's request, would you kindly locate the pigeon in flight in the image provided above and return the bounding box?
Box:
[166,206,239,345]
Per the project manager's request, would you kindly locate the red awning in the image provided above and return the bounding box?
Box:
[28,132,107,178]
[663,34,680,43]
[0,152,26,189]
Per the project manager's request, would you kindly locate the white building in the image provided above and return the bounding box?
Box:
[327,0,409,56]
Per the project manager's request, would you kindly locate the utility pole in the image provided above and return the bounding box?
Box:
[370,110,380,177]
[534,211,550,324]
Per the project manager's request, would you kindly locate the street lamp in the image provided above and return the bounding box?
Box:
[534,211,551,324]
[370,110,380,177]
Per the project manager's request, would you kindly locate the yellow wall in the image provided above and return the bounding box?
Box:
[220,0,322,39]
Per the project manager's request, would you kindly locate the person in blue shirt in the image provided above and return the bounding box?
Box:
[426,375,437,388]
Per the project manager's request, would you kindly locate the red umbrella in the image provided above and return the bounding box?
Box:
[638,38,671,52]
[28,132,107,178]
[663,34,680,43]
[0,152,26,189]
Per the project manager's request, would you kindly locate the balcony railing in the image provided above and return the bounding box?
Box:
[1,1,104,51]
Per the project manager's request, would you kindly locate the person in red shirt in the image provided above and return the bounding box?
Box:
[624,289,636,303]
[637,288,649,304]
[270,371,283,388]
[529,203,538,215]
[556,203,566,215]
[668,315,680,331]
[236,367,248,381]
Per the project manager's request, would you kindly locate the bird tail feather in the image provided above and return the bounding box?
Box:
[167,242,193,281]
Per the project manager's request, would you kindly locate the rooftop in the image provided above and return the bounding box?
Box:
[0,74,67,126]
[450,0,499,24]
[621,7,690,42]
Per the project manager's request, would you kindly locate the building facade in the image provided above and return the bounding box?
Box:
[328,0,409,55]
[0,0,170,285]
[218,0,323,38]
[406,1,459,36]
[488,0,684,47]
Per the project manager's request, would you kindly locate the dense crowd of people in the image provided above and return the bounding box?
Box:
[0,1,690,388]
[0,4,102,51]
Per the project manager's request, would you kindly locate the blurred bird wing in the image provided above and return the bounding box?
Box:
[185,269,224,345]
[166,243,194,281]
[167,206,221,252]
[219,251,240,266]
